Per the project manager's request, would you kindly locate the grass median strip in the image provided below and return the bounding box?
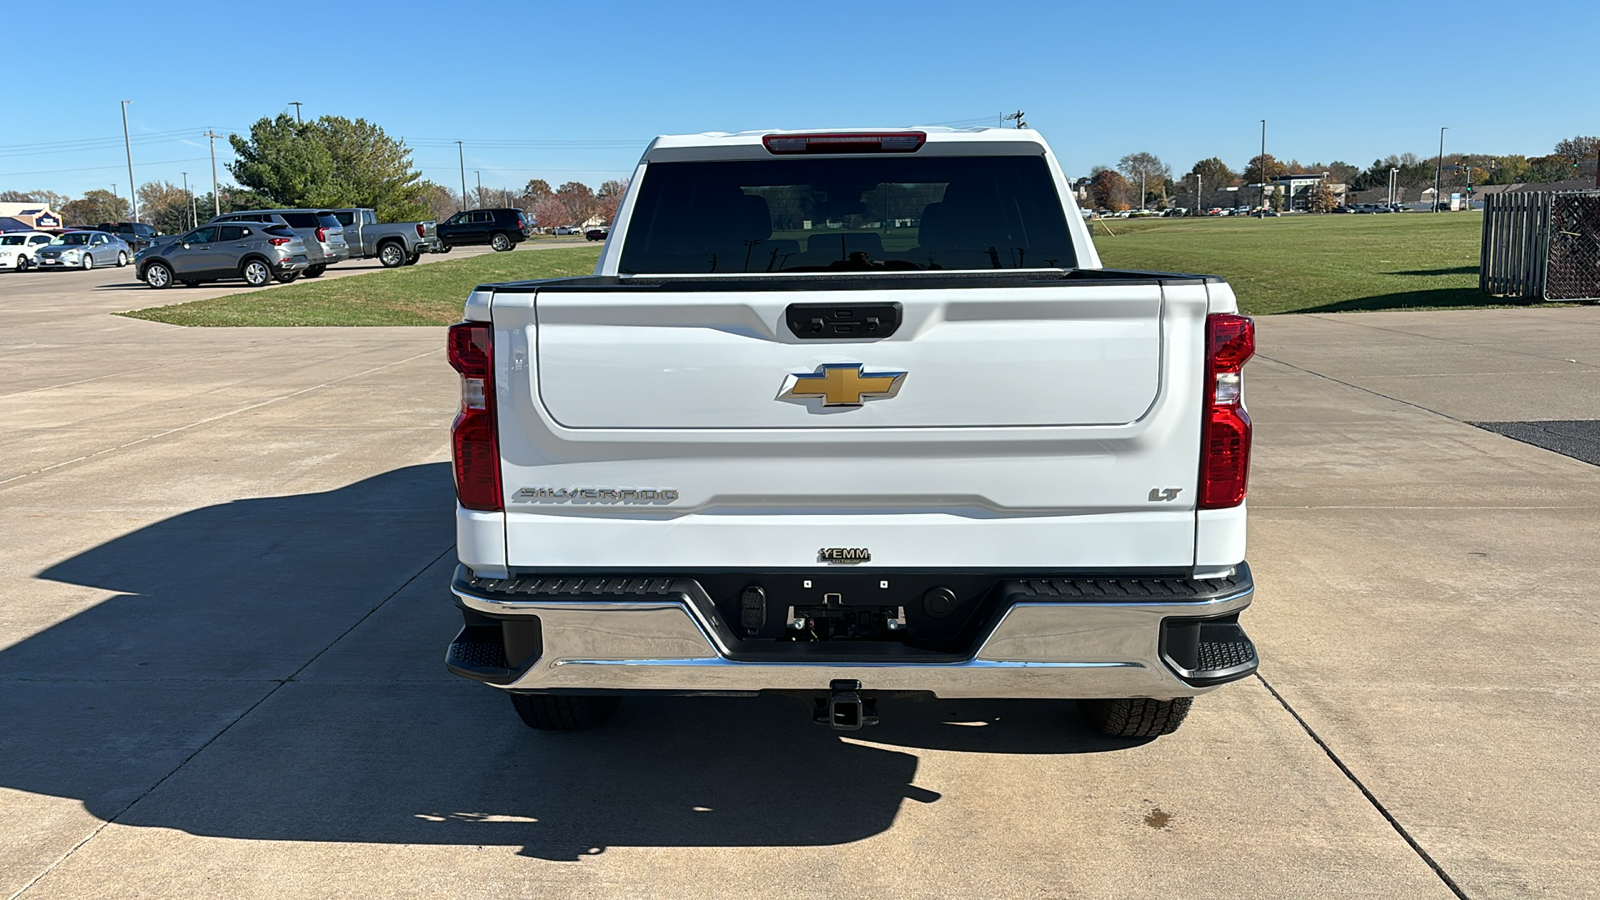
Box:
[120,215,1493,326]
[119,246,602,327]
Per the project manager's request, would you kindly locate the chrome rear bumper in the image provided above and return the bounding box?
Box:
[448,566,1256,700]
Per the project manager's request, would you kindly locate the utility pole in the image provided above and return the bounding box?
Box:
[205,130,222,218]
[457,141,468,211]
[1003,110,1026,129]
[121,100,138,223]
[289,101,303,124]
[1259,119,1267,209]
[476,170,483,208]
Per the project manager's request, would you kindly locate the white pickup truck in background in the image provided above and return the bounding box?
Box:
[443,127,1258,740]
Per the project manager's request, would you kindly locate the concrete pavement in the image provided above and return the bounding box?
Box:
[1,274,1597,898]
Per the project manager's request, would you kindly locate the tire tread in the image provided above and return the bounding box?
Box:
[1078,697,1192,738]
[509,694,619,731]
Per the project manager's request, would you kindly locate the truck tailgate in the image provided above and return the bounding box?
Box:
[533,285,1161,429]
[488,276,1210,570]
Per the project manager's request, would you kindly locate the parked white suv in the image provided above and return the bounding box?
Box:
[0,232,56,271]
[443,127,1258,740]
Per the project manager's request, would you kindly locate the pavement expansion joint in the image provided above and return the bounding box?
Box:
[1255,673,1472,900]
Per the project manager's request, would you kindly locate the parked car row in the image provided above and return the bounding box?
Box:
[134,206,445,289]
[0,230,135,271]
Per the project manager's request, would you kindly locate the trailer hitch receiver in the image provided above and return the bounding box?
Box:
[816,679,879,731]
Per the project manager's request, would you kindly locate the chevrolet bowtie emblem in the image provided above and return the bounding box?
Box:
[780,363,907,407]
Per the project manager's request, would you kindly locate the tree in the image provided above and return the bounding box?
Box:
[227,113,427,221]
[60,190,130,226]
[1322,161,1359,185]
[1553,135,1600,164]
[417,181,459,221]
[532,193,571,230]
[227,114,338,209]
[1304,181,1337,213]
[1187,158,1237,208]
[1088,168,1130,211]
[595,179,630,224]
[311,116,427,222]
[1117,152,1170,207]
[1267,185,1285,212]
[137,180,195,234]
[1526,154,1577,182]
[555,181,598,224]
[1243,154,1289,186]
[0,189,69,209]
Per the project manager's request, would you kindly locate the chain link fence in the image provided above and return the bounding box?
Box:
[1481,190,1600,302]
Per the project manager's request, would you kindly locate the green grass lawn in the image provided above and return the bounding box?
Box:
[1092,213,1485,315]
[120,246,602,327]
[122,214,1491,326]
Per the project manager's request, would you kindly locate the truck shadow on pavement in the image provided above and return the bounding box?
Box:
[8,463,1129,861]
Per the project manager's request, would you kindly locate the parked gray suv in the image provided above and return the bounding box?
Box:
[209,209,349,277]
[135,222,311,288]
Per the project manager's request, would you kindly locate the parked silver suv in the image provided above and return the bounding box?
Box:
[135,222,310,288]
[209,209,349,277]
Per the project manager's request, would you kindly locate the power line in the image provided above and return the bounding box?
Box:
[0,156,223,178]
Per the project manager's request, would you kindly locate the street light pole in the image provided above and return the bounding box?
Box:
[1260,119,1267,209]
[1140,172,1146,210]
[182,172,192,229]
[1434,126,1448,212]
[121,100,138,223]
[457,141,468,211]
[476,170,483,209]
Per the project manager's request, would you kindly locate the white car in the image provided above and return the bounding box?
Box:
[0,232,56,271]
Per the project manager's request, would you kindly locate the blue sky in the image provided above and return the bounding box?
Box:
[4,0,1594,201]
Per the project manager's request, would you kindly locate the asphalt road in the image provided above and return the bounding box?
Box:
[2,273,1597,898]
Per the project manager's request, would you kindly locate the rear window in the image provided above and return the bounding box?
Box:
[316,213,340,228]
[331,211,356,226]
[281,212,318,228]
[618,155,1074,274]
[264,225,296,237]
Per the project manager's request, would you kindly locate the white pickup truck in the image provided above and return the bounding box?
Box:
[444,127,1258,740]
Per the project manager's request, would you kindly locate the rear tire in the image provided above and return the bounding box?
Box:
[275,273,298,284]
[490,232,512,252]
[180,280,200,288]
[377,242,406,268]
[304,265,326,278]
[509,694,620,731]
[1077,697,1193,738]
[242,259,271,287]
[143,261,173,289]
[403,252,421,266]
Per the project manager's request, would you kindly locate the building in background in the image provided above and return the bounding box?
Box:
[0,203,65,232]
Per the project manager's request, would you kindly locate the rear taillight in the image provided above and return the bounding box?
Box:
[447,322,502,511]
[762,132,926,154]
[416,223,426,239]
[268,237,290,246]
[1198,314,1255,509]
[315,226,327,242]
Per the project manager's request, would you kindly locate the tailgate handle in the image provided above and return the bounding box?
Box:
[785,302,902,340]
